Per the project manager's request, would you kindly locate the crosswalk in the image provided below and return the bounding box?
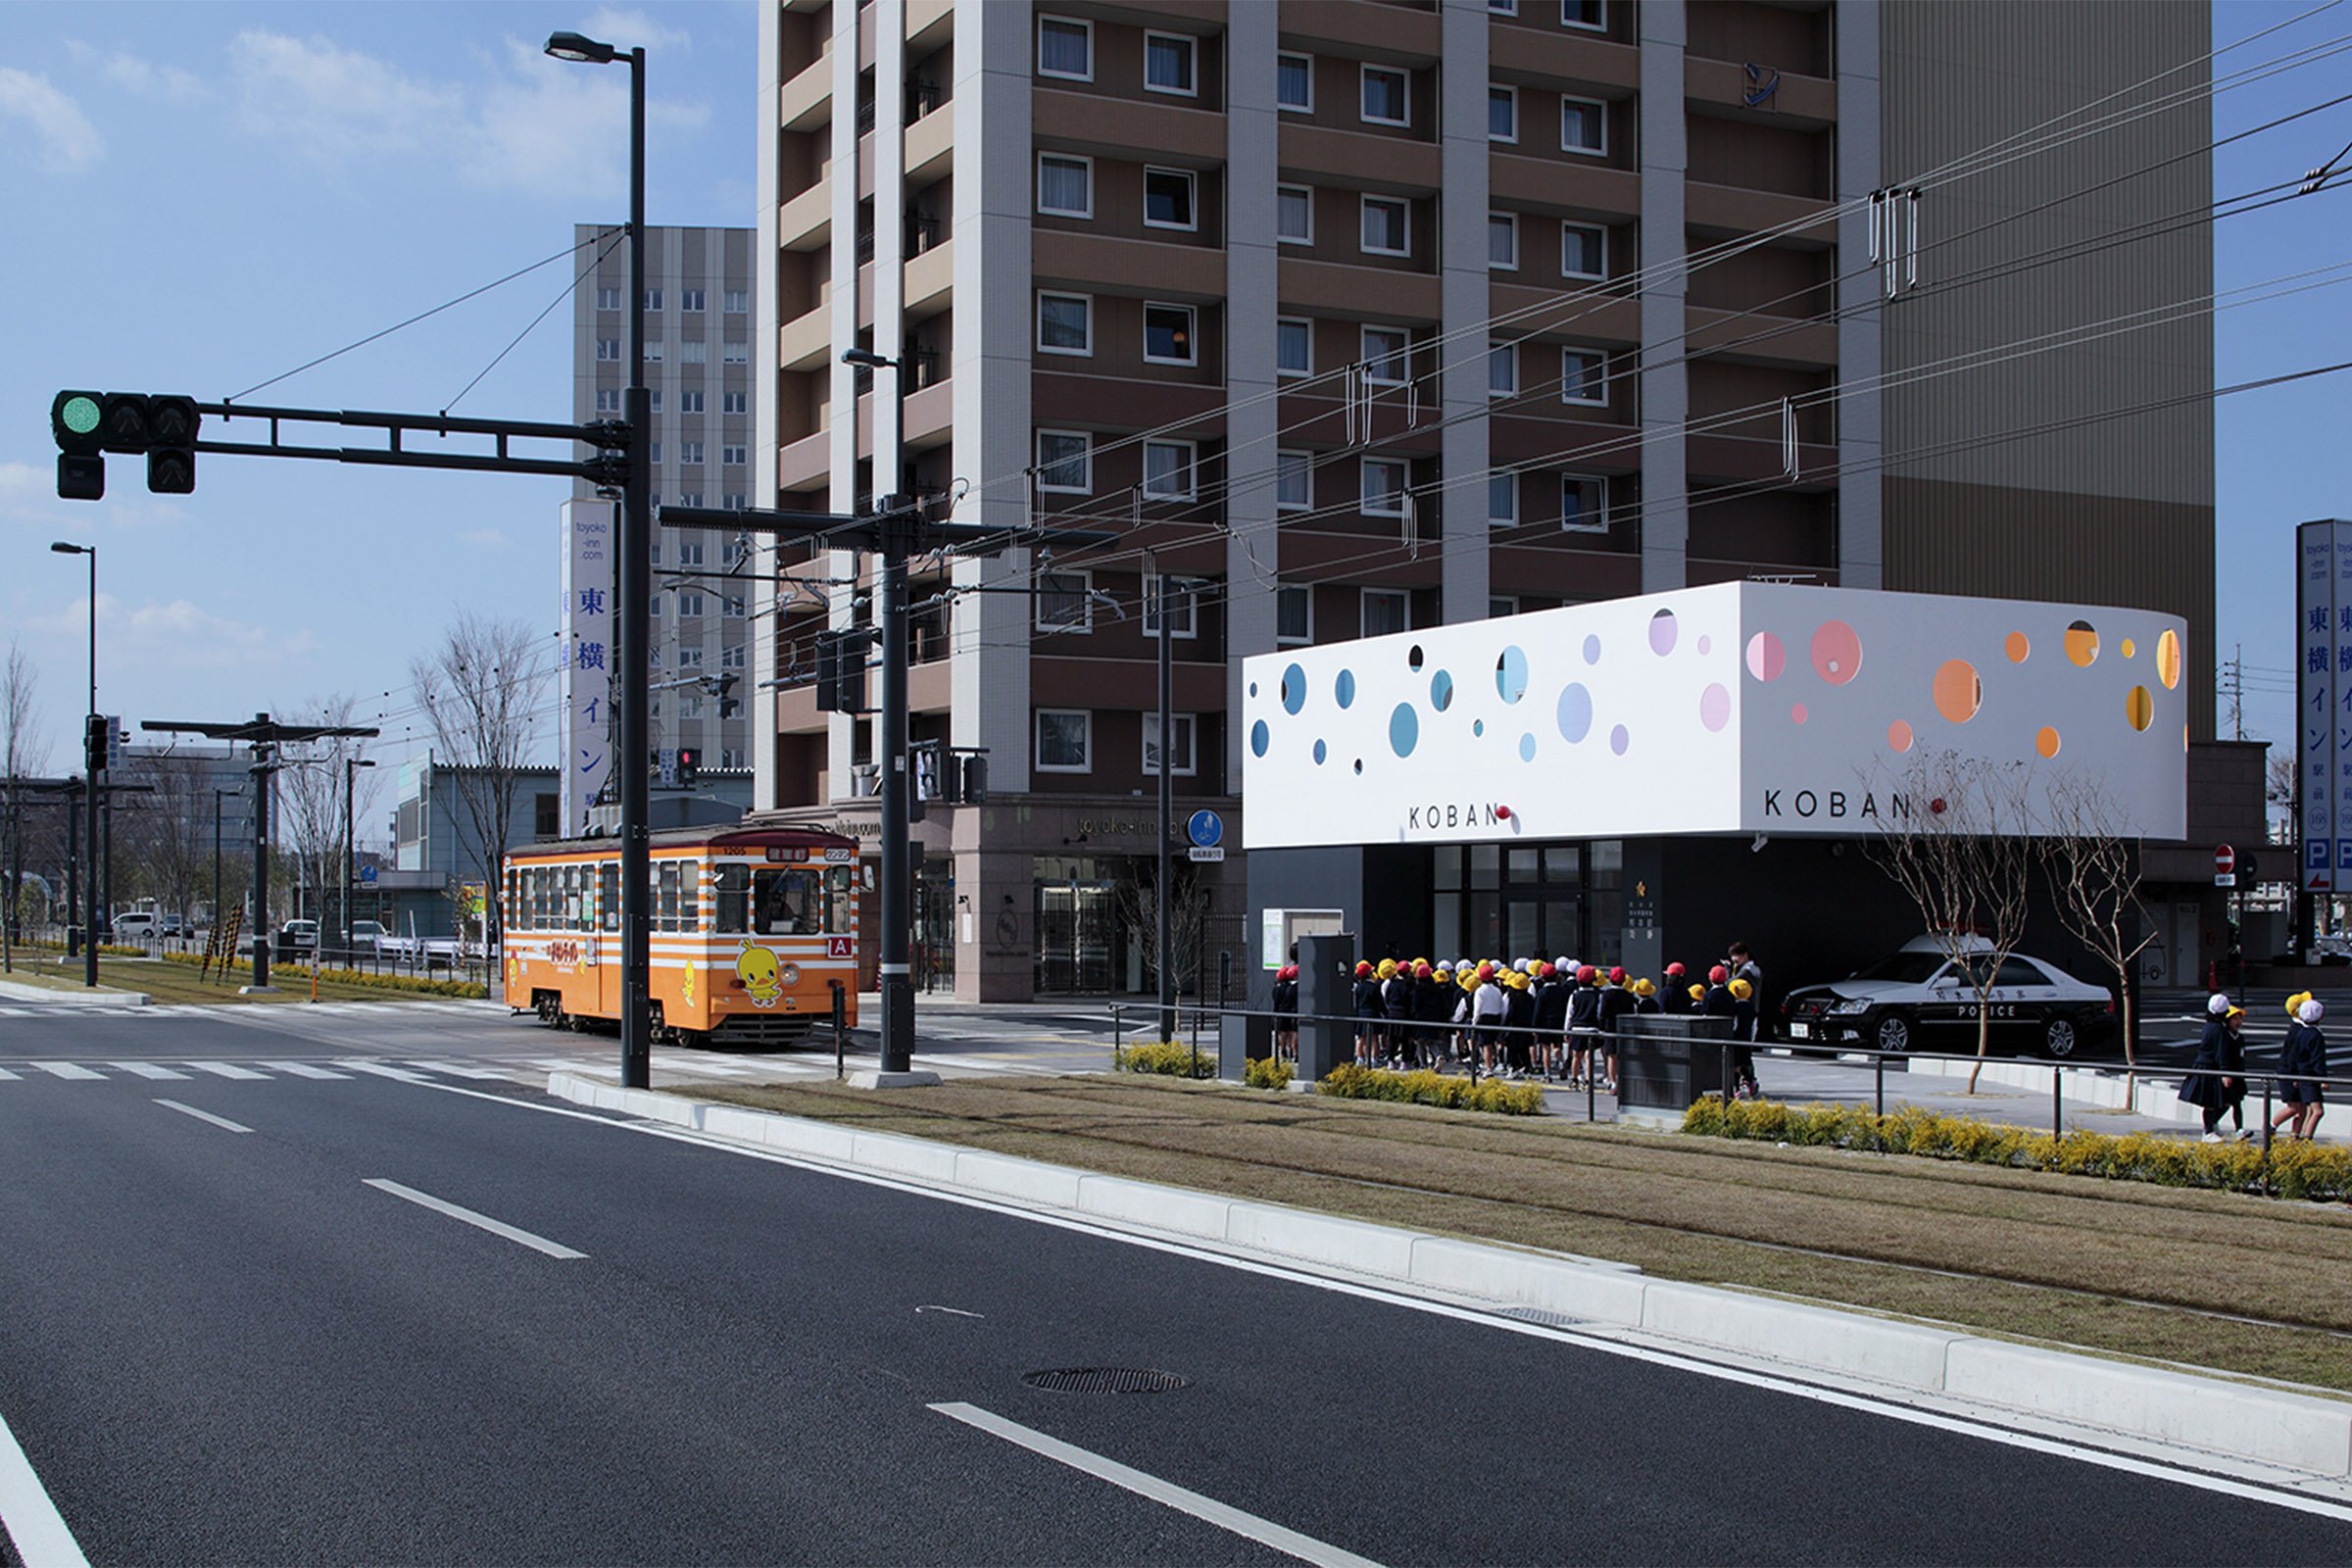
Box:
[0,1057,466,1085]
[0,1001,501,1021]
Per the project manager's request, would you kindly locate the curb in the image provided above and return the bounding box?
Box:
[0,977,150,1006]
[548,1073,2352,1482]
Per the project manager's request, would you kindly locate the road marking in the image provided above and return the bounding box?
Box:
[26,1063,102,1081]
[108,1062,190,1080]
[0,1068,17,1081]
[183,1061,269,1081]
[154,1099,252,1135]
[397,1059,512,1080]
[0,1398,89,1568]
[930,1402,1384,1568]
[362,1179,586,1259]
[340,1061,431,1083]
[0,1007,30,1017]
[915,1304,985,1318]
[257,1061,349,1080]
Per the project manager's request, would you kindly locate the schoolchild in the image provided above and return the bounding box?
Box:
[2177,993,2248,1142]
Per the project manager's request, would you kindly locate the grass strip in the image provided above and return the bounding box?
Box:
[680,1073,2352,1393]
[3,953,476,1006]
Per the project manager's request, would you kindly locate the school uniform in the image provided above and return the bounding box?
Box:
[2178,1017,2246,1133]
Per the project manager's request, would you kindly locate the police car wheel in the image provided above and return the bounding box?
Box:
[1873,1012,1912,1055]
[2043,1016,2078,1058]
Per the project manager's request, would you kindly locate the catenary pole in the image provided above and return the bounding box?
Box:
[619,46,652,1088]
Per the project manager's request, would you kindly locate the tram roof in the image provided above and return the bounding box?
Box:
[506,824,858,859]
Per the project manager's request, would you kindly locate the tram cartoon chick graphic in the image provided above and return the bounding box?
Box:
[736,943,784,1006]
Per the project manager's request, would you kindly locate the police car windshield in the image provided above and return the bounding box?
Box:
[1849,952,1950,984]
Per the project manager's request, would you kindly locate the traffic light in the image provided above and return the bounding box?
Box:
[84,713,109,775]
[960,752,988,805]
[99,393,152,453]
[677,748,700,786]
[815,629,867,713]
[145,396,199,494]
[52,391,105,500]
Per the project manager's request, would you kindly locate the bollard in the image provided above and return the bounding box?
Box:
[1874,1052,1886,1124]
[1189,1003,1200,1080]
[2052,1062,2063,1145]
[1111,1004,1124,1070]
[1587,1047,1596,1122]
[1721,1041,1734,1102]
[831,979,846,1082]
[2260,1076,2274,1197]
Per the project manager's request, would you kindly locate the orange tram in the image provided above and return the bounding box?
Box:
[501,825,859,1048]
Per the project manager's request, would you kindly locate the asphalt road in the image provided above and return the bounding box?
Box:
[0,1001,2347,1565]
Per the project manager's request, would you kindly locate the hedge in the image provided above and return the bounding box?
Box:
[1318,1063,1548,1115]
[1682,1097,2352,1202]
[157,949,489,1000]
[1245,1054,1295,1091]
[1113,1040,1215,1078]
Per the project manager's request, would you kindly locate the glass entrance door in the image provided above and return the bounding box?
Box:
[1035,881,1118,992]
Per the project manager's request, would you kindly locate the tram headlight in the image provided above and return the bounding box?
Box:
[780,962,802,987]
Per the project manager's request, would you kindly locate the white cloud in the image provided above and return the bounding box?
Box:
[0,462,190,532]
[583,8,697,53]
[458,528,509,551]
[0,68,104,172]
[24,594,313,674]
[101,53,211,105]
[227,29,459,163]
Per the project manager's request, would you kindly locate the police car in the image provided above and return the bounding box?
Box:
[1779,935,2117,1058]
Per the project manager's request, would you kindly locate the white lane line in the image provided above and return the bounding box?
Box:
[154,1100,253,1135]
[0,1398,89,1568]
[26,1063,102,1081]
[339,1061,430,1083]
[398,1060,513,1081]
[182,1061,269,1081]
[0,1006,31,1017]
[107,1062,190,1081]
[257,1061,350,1080]
[0,1067,18,1081]
[931,1403,1384,1568]
[362,1179,587,1259]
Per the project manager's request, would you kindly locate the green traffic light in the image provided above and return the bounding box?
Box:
[60,395,100,436]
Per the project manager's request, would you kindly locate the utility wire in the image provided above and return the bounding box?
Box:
[443,226,629,416]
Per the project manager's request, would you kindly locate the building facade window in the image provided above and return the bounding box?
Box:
[596,286,623,312]
[679,541,706,566]
[1141,712,1197,776]
[1144,31,1196,96]
[1143,167,1197,230]
[1277,449,1313,512]
[1277,184,1314,245]
[1361,326,1409,385]
[1361,195,1409,256]
[1037,292,1092,356]
[1562,221,1606,279]
[1361,457,1408,516]
[680,441,705,466]
[1489,85,1517,142]
[1140,574,1198,638]
[680,340,708,364]
[678,592,706,618]
[1562,95,1606,155]
[1038,16,1092,80]
[1276,317,1313,377]
[1277,52,1313,112]
[680,390,706,414]
[1563,474,1609,531]
[595,388,620,413]
[1143,303,1197,366]
[1489,212,1517,270]
[722,391,747,415]
[644,289,662,312]
[1035,570,1092,631]
[1490,473,1518,526]
[595,337,621,361]
[720,341,748,364]
[1489,341,1517,397]
[645,341,663,363]
[1563,0,1606,30]
[1562,348,1608,406]
[1276,585,1313,644]
[721,445,746,466]
[680,288,706,312]
[1038,154,1092,218]
[723,289,749,314]
[1036,429,1091,493]
[1036,710,1092,772]
[1361,588,1409,637]
[1361,65,1408,125]
[1143,439,1197,499]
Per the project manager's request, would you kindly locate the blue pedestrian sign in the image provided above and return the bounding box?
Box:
[360,864,378,885]
[1187,809,1223,849]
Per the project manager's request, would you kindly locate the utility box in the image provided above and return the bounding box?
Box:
[1616,1013,1736,1114]
[1295,931,1357,1082]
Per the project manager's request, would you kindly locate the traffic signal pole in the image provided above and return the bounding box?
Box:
[619,46,652,1090]
[878,520,913,1074]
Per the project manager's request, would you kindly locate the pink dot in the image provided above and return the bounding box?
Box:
[1697,635,1712,656]
[1790,704,1808,725]
[1746,631,1786,682]
[1888,719,1914,753]
[1810,620,1863,686]
[1700,683,1731,731]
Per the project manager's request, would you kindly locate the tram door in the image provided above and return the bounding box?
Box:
[1035,881,1117,992]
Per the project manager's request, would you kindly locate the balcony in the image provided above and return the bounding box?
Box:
[1685,57,1837,128]
[779,300,833,372]
[778,426,830,492]
[1277,257,1441,323]
[1281,123,1441,193]
[1032,230,1224,300]
[780,53,831,133]
[779,178,830,251]
[906,237,954,318]
[1686,180,1837,243]
[905,101,955,185]
[1683,304,1838,369]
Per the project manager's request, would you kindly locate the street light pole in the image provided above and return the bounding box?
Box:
[52,541,96,986]
[1156,569,1174,1042]
[547,27,653,1089]
[343,756,375,959]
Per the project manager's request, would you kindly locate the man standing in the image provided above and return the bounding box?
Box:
[1728,943,1764,1042]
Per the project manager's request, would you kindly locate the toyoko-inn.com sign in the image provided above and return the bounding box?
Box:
[1241,583,2188,850]
[2295,518,2352,893]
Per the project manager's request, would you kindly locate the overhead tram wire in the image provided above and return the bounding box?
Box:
[226,228,623,404]
[442,226,630,416]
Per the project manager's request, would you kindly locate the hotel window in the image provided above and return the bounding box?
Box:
[596,286,622,312]
[1277,184,1314,245]
[1489,213,1517,270]
[1361,195,1409,257]
[680,288,706,313]
[595,388,619,413]
[1361,65,1408,126]
[1489,85,1517,143]
[1038,16,1092,80]
[1563,1,1606,30]
[1036,710,1092,772]
[1143,303,1197,366]
[680,340,707,364]
[679,542,706,566]
[1142,713,1198,776]
[1489,342,1517,397]
[1563,474,1609,532]
[721,445,746,466]
[1562,348,1608,406]
[1277,450,1313,512]
[720,341,748,364]
[723,289,749,314]
[645,341,663,363]
[643,289,662,312]
[1562,95,1606,155]
[1563,221,1606,280]
[677,592,706,618]
[1144,31,1197,97]
[1360,457,1408,517]
[722,391,747,415]
[1143,439,1197,499]
[1038,154,1092,218]
[1361,588,1409,638]
[595,338,620,361]
[679,441,704,466]
[1361,326,1409,385]
[1143,167,1197,230]
[1036,429,1091,493]
[1276,317,1313,378]
[680,390,705,414]
[1037,291,1092,356]
[1276,585,1313,644]
[1141,575,1198,639]
[1035,571,1092,632]
[1277,52,1313,113]
[1490,473,1518,526]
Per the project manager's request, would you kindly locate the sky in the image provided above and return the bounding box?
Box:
[0,0,2344,839]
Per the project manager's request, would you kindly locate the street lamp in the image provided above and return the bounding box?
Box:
[50,541,96,988]
[342,756,376,959]
[844,346,917,1073]
[547,25,654,1089]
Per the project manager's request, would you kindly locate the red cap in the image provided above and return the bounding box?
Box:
[1608,966,1627,985]
[1476,962,1495,981]
[1578,965,1597,985]
[1355,960,1373,977]
[1709,964,1729,985]
[1665,961,1686,976]
[1537,962,1554,979]
[1413,960,1432,976]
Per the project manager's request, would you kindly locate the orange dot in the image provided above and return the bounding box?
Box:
[2065,620,2099,667]
[2125,685,2153,732]
[2157,629,2181,690]
[2121,637,2136,660]
[1933,660,1983,723]
[1887,719,1914,753]
[2035,726,2061,759]
[2005,632,2030,663]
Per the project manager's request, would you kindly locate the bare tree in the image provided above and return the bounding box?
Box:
[2,641,46,942]
[2038,769,2157,1073]
[1112,859,1211,1001]
[1863,749,2037,1092]
[411,614,550,947]
[275,696,376,939]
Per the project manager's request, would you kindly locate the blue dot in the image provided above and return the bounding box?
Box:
[1495,646,1529,704]
[1610,724,1631,756]
[1556,684,1593,744]
[1582,635,1601,665]
[1407,645,1425,673]
[1249,681,1258,698]
[1389,703,1419,758]
[1313,739,1328,764]
[1519,733,1537,761]
[1430,670,1454,711]
[1281,663,1307,715]
[1353,759,1363,775]
[1336,668,1357,710]
[1473,719,1485,737]
[1250,719,1270,758]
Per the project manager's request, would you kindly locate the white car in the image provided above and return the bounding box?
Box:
[108,913,158,943]
[1779,934,2119,1059]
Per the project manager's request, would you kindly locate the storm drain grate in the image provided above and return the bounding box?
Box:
[1021,1367,1191,1395]
[1496,1306,1586,1329]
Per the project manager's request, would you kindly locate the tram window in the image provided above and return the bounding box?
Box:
[679,859,699,931]
[599,863,619,932]
[564,865,583,931]
[712,862,752,932]
[827,865,854,935]
[752,868,820,935]
[529,867,545,929]
[658,862,680,930]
